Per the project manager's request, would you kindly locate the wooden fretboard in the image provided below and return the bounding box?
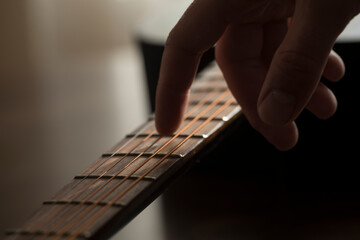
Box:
[5,63,243,240]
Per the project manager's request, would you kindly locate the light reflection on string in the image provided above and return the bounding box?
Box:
[51,88,232,240]
[69,96,236,240]
[28,75,230,239]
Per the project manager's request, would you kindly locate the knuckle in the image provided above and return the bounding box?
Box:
[274,50,323,82]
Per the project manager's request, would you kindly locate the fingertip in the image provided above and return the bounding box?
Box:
[306,83,338,120]
[273,125,299,151]
[258,90,297,126]
[267,122,299,151]
[323,50,346,82]
[318,90,338,120]
[251,117,299,151]
[155,114,180,136]
[155,89,189,136]
[155,115,169,136]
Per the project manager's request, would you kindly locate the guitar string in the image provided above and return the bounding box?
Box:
[30,148,156,239]
[5,68,222,238]
[64,93,234,240]
[28,85,218,239]
[33,88,220,240]
[50,89,231,240]
[25,110,160,237]
[49,85,232,239]
[27,122,160,238]
[30,80,224,238]
[68,95,236,240]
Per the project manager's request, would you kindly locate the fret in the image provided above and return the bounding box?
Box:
[6,229,85,240]
[58,205,119,239]
[146,96,239,123]
[126,119,226,138]
[78,156,180,179]
[43,200,124,208]
[101,152,183,158]
[186,103,241,121]
[6,204,96,239]
[49,178,151,207]
[104,136,204,158]
[7,205,120,239]
[148,114,228,122]
[130,109,240,140]
[5,62,245,240]
[188,92,237,106]
[126,133,206,139]
[187,90,234,103]
[74,174,156,181]
[15,203,78,232]
[189,99,238,106]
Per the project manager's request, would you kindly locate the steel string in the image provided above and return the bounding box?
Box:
[50,89,231,239]
[68,96,236,240]
[32,84,224,239]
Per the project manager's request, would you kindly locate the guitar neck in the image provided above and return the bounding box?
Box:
[5,63,243,240]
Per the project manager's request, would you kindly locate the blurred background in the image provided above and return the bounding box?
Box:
[1,0,360,239]
[0,0,191,239]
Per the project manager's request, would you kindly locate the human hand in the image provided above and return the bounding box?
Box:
[155,0,360,150]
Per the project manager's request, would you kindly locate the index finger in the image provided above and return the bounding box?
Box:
[155,0,227,135]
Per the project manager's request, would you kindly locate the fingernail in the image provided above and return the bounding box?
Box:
[258,90,296,126]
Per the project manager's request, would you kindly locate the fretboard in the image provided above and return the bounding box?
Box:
[5,63,243,240]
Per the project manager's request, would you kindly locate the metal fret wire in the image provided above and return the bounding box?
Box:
[68,97,236,240]
[31,86,222,240]
[17,76,223,238]
[28,129,156,238]
[49,89,232,240]
[33,136,163,240]
[10,75,229,239]
[25,108,162,238]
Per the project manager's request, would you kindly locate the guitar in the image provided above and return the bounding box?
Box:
[5,63,245,240]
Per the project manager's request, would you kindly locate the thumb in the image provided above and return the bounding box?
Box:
[258,0,358,126]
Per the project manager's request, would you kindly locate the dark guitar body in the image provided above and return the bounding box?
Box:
[140,41,360,239]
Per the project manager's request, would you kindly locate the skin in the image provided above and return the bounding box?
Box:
[155,0,360,150]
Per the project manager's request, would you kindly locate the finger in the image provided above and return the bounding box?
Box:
[216,24,298,150]
[286,20,345,82]
[155,48,200,135]
[258,0,356,126]
[155,0,227,135]
[216,24,265,109]
[323,50,345,82]
[255,120,298,151]
[306,82,337,120]
[262,20,288,69]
